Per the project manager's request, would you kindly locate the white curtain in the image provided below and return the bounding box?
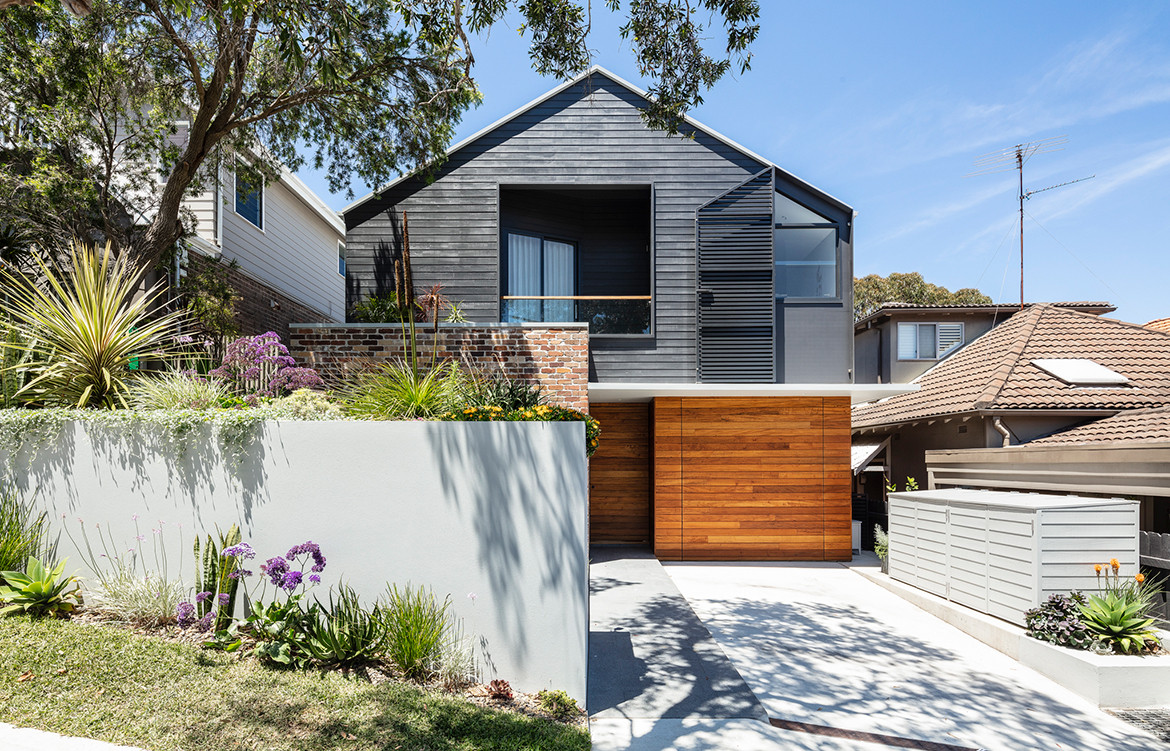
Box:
[507,233,543,322]
[542,239,575,321]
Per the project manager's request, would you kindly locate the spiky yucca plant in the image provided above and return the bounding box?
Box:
[0,243,186,408]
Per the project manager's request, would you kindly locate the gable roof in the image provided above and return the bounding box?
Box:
[1029,405,1170,445]
[343,65,852,216]
[852,304,1170,429]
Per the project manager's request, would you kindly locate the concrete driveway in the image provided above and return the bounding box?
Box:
[663,558,1166,751]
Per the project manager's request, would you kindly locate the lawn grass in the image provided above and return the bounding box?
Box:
[0,616,590,750]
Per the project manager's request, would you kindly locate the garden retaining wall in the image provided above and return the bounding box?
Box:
[288,323,590,411]
[4,420,588,702]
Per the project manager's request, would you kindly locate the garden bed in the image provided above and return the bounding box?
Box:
[857,567,1170,708]
[0,615,589,750]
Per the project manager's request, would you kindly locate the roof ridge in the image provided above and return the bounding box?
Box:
[1052,305,1170,337]
[973,304,1047,409]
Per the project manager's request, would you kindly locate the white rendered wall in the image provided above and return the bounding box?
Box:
[4,420,588,701]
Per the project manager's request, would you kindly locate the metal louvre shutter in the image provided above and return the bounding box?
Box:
[696,170,775,382]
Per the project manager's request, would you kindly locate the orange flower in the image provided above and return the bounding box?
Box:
[1110,558,1120,571]
[1094,564,1102,574]
[1136,573,1146,583]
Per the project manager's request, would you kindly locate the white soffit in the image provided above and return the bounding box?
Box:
[1031,358,1129,386]
[588,382,917,405]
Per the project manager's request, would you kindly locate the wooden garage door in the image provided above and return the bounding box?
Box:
[652,396,851,561]
[588,403,651,544]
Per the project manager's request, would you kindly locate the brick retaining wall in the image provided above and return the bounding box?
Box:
[289,324,589,411]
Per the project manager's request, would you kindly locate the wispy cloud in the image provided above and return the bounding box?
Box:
[873,182,1008,244]
[1031,139,1170,222]
[842,25,1170,176]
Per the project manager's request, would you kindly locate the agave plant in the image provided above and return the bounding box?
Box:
[1078,591,1161,654]
[0,556,82,618]
[0,243,186,408]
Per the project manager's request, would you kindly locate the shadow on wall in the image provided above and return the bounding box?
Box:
[423,420,588,684]
[14,422,270,538]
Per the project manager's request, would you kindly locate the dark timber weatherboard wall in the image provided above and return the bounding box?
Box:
[344,70,853,385]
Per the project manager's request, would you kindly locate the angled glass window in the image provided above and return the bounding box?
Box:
[774,227,837,298]
[774,191,830,224]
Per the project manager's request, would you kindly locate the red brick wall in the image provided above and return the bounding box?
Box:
[187,253,333,344]
[289,324,590,411]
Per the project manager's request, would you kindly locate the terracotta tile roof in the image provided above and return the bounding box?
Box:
[852,304,1170,429]
[1147,317,1170,334]
[1029,406,1170,445]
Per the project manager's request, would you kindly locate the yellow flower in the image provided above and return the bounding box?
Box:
[1110,558,1120,571]
[1094,564,1102,574]
[1136,573,1146,583]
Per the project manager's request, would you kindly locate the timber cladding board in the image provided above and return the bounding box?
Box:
[652,396,851,561]
[588,403,652,544]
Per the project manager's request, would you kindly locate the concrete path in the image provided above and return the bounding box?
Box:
[588,547,766,722]
[665,558,1167,751]
[0,723,145,751]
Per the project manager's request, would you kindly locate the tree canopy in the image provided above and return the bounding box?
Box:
[0,0,760,271]
[854,272,993,321]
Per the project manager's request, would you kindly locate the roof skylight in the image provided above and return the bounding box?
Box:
[1031,359,1129,386]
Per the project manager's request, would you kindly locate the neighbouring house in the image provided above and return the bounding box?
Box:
[851,304,1170,532]
[853,301,1115,385]
[1147,317,1170,335]
[307,66,907,561]
[178,153,346,342]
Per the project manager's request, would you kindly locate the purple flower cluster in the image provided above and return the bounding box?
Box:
[195,612,215,632]
[195,591,213,603]
[209,332,324,398]
[287,541,326,573]
[176,601,196,627]
[261,556,290,587]
[223,542,256,560]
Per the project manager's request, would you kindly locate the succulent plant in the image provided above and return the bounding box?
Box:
[1025,592,1095,650]
[487,679,513,701]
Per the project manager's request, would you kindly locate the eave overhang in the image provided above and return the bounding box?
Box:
[590,382,916,405]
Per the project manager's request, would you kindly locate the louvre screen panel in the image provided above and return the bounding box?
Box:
[696,170,775,383]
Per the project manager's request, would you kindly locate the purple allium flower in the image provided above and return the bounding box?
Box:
[228,568,252,580]
[281,570,303,592]
[308,574,321,584]
[217,593,230,607]
[223,542,256,560]
[195,591,213,603]
[195,612,215,632]
[263,556,289,587]
[176,601,196,628]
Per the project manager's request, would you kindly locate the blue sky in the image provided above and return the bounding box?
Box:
[296,1,1170,325]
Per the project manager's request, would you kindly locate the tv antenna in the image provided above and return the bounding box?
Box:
[967,136,1094,308]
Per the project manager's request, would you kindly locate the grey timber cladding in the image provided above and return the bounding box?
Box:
[697,169,775,382]
[345,72,765,382]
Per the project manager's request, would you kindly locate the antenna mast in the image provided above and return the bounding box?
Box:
[967,136,1092,309]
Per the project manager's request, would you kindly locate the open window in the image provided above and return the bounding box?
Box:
[499,186,652,335]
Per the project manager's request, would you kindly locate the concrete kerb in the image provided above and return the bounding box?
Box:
[855,565,1170,708]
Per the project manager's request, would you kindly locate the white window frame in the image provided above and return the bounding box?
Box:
[233,160,265,232]
[337,240,346,276]
[897,322,964,360]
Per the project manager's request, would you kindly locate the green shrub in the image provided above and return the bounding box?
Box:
[87,561,187,627]
[343,360,463,419]
[349,292,415,323]
[873,524,888,562]
[0,489,47,573]
[302,586,388,666]
[1025,592,1094,650]
[0,243,186,408]
[0,556,81,617]
[381,583,451,681]
[462,370,545,410]
[265,388,343,420]
[536,689,579,720]
[131,370,238,410]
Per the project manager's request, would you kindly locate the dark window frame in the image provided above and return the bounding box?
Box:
[773,190,841,303]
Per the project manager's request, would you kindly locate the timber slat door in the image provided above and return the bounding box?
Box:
[588,403,652,544]
[653,396,852,561]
